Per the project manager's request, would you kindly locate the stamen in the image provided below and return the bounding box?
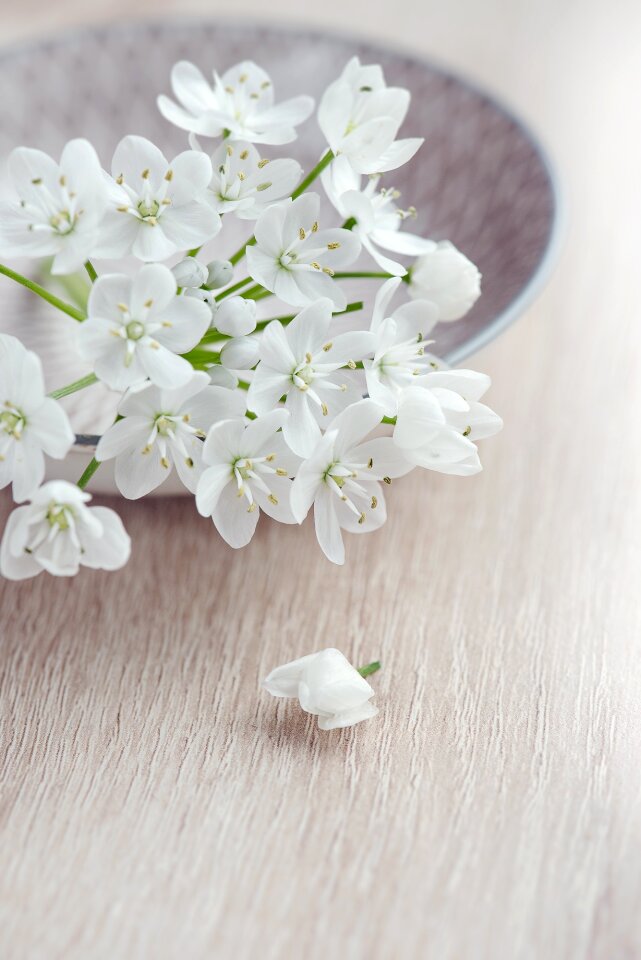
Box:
[347,360,357,369]
[367,458,373,469]
[257,158,270,168]
[310,262,321,270]
[371,496,378,509]
[463,426,471,436]
[322,267,334,276]
[299,227,306,240]
[144,298,153,308]
[185,457,194,468]
[240,149,249,159]
[268,494,278,505]
[383,476,392,485]
[116,174,124,185]
[322,342,333,352]
[311,221,319,232]
[165,169,173,181]
[321,403,328,416]
[358,512,366,525]
[276,468,288,476]
[238,171,246,181]
[327,241,340,250]
[141,168,150,179]
[256,182,272,192]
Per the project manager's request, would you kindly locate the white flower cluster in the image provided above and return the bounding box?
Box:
[0,56,500,579]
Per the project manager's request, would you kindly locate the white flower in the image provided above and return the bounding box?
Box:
[213,296,257,336]
[408,241,481,321]
[158,60,314,144]
[0,481,130,580]
[318,57,423,175]
[0,139,106,275]
[393,378,502,475]
[248,298,374,457]
[291,399,411,564]
[78,264,210,391]
[171,257,208,288]
[196,410,300,548]
[246,193,360,310]
[93,136,220,262]
[95,371,245,498]
[363,277,439,416]
[322,155,433,275]
[206,141,301,219]
[0,334,74,502]
[263,648,377,730]
[205,259,233,289]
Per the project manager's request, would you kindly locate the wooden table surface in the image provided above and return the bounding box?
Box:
[1,2,640,958]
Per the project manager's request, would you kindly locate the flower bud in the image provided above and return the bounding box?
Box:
[220,336,260,371]
[171,257,208,289]
[409,241,481,321]
[262,648,378,730]
[215,297,257,337]
[206,259,234,289]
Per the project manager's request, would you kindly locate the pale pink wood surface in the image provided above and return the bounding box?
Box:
[1,2,640,959]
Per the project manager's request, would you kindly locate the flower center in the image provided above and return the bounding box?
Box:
[137,199,160,220]
[126,320,146,341]
[294,364,315,388]
[155,415,175,437]
[49,209,76,235]
[0,405,25,438]
[46,504,73,531]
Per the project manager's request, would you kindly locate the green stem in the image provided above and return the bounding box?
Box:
[229,235,256,267]
[255,300,364,331]
[48,372,98,400]
[215,276,255,301]
[381,416,396,426]
[291,149,334,200]
[187,246,202,258]
[358,661,381,678]
[84,260,98,283]
[77,456,101,490]
[333,271,396,280]
[0,262,86,322]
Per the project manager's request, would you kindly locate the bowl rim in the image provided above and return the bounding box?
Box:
[0,16,564,452]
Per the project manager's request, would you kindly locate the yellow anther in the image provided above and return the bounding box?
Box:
[321,403,328,416]
[276,468,288,476]
[327,241,340,250]
[161,198,172,205]
[311,221,319,232]
[185,457,194,468]
[165,169,174,181]
[371,496,378,509]
[265,453,276,461]
[144,298,153,308]
[141,445,152,455]
[247,502,257,512]
[117,206,129,213]
[305,352,312,363]
[367,457,373,469]
[347,359,357,369]
[239,73,248,83]
[117,302,129,313]
[310,262,321,270]
[261,81,271,89]
[59,175,67,187]
[141,168,150,179]
[182,413,190,423]
[256,182,272,192]
[116,174,124,185]
[322,342,333,352]
[149,341,160,350]
[160,457,170,469]
[31,178,42,185]
[268,494,279,505]
[358,512,366,525]
[226,145,234,156]
[463,426,471,437]
[162,321,172,328]
[299,227,306,240]
[322,267,335,276]
[225,86,235,94]
[257,157,270,168]
[383,476,392,485]
[240,149,249,160]
[238,171,246,181]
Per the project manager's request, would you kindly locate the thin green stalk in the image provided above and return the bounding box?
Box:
[254,300,364,331]
[0,262,85,322]
[333,271,396,280]
[291,149,334,200]
[229,235,256,267]
[358,661,381,678]
[381,416,396,426]
[48,373,98,400]
[84,260,98,283]
[187,245,202,258]
[215,275,255,301]
[77,456,101,490]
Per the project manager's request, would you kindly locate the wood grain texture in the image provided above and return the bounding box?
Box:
[1,1,641,958]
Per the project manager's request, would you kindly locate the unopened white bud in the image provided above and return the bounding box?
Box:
[206,259,234,289]
[171,258,208,289]
[409,241,481,321]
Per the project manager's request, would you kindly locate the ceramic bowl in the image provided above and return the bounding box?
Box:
[0,20,561,495]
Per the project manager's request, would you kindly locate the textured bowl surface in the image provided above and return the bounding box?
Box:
[0,19,559,495]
